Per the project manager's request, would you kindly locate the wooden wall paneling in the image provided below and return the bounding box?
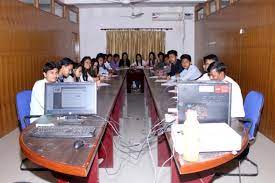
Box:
[195,0,275,142]
[0,0,79,137]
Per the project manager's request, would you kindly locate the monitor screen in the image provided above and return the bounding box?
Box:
[177,81,231,124]
[44,82,97,115]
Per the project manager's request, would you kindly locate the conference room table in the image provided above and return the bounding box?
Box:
[19,68,248,183]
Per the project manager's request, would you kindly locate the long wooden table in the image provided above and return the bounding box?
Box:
[143,70,249,182]
[19,71,127,182]
[19,69,248,183]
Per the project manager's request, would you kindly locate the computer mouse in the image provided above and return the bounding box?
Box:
[73,140,84,149]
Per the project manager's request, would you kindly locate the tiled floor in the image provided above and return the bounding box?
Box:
[0,92,274,183]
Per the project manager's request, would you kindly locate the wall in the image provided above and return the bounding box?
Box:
[195,0,275,142]
[79,6,194,61]
[0,0,79,137]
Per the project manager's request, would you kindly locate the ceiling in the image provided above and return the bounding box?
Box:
[58,0,206,7]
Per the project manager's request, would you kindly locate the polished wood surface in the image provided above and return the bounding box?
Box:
[195,0,275,142]
[126,69,144,93]
[143,70,248,175]
[0,0,79,138]
[19,72,126,177]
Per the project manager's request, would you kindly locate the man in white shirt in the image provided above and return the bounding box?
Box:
[198,54,219,81]
[30,62,58,122]
[178,54,201,81]
[207,62,245,118]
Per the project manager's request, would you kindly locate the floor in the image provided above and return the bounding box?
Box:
[0,92,275,183]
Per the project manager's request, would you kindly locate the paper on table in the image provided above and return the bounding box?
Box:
[149,76,159,79]
[161,82,177,86]
[98,82,110,87]
[168,90,177,93]
[155,79,168,83]
[111,75,119,77]
[168,108,178,113]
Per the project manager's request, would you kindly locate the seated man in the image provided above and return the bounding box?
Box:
[30,62,58,122]
[207,62,245,118]
[57,57,74,82]
[177,54,201,81]
[167,50,183,77]
[198,54,219,81]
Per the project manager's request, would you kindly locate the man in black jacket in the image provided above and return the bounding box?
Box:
[167,50,183,77]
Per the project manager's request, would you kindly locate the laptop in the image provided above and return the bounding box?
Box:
[44,82,97,116]
[177,81,232,125]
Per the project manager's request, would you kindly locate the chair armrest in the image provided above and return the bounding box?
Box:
[23,115,42,128]
[238,117,252,123]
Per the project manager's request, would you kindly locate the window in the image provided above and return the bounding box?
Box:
[54,2,64,17]
[210,1,216,14]
[39,0,51,13]
[221,0,230,8]
[197,8,204,20]
[69,10,78,23]
[19,0,34,5]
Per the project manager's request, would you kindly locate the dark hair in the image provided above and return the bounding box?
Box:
[96,53,107,70]
[122,52,128,60]
[43,61,58,73]
[73,62,82,70]
[107,54,112,58]
[72,63,82,82]
[180,54,192,62]
[80,56,92,65]
[149,52,156,66]
[136,53,142,66]
[149,52,156,60]
[203,54,219,64]
[58,57,74,69]
[96,53,105,61]
[80,56,93,81]
[158,52,165,57]
[207,62,226,73]
[113,54,119,58]
[167,50,178,57]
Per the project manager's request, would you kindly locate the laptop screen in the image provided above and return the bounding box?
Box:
[44,82,97,115]
[177,81,231,124]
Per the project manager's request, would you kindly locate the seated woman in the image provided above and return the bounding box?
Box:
[105,54,113,71]
[72,63,82,82]
[97,53,109,76]
[131,54,146,90]
[80,56,98,82]
[147,52,156,67]
[119,52,131,67]
[110,53,120,70]
[173,54,201,81]
[131,53,146,67]
[155,52,165,69]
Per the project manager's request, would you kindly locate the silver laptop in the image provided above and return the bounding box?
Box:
[44,82,97,116]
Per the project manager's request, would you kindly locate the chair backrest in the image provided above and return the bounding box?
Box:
[16,90,32,130]
[243,91,264,141]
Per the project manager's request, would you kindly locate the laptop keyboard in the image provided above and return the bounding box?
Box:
[31,126,96,138]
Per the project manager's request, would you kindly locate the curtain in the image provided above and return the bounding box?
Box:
[106,30,165,62]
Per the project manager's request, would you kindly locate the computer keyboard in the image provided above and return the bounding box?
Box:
[31,126,96,138]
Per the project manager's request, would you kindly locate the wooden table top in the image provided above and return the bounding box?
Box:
[19,71,126,177]
[143,70,249,175]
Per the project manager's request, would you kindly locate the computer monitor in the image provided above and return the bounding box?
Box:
[177,81,231,124]
[44,82,97,115]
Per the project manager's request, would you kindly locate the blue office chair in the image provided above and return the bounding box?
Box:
[16,90,45,171]
[216,90,264,182]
